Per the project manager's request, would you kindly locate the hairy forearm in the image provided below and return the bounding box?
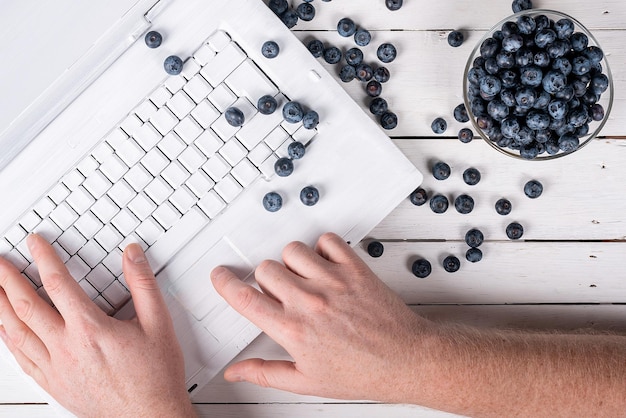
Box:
[401,323,626,417]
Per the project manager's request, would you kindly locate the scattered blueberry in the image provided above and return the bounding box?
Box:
[307,39,325,58]
[409,187,428,206]
[300,186,320,206]
[337,17,357,37]
[323,46,342,64]
[268,0,289,15]
[431,117,447,134]
[432,161,451,180]
[280,9,299,28]
[377,43,397,63]
[274,157,294,177]
[506,222,524,240]
[283,101,304,123]
[164,55,183,75]
[296,2,316,21]
[367,241,384,258]
[458,128,474,143]
[366,80,383,97]
[453,103,470,123]
[524,179,543,198]
[339,65,357,82]
[430,194,449,214]
[356,64,374,82]
[288,142,306,159]
[454,194,475,214]
[380,111,398,130]
[258,95,278,115]
[261,41,280,59]
[374,67,391,83]
[385,0,403,11]
[466,248,483,263]
[512,0,533,13]
[465,228,484,248]
[144,31,162,48]
[463,167,481,186]
[448,31,464,48]
[369,97,388,116]
[411,259,432,278]
[302,110,320,129]
[354,29,372,47]
[495,198,512,215]
[263,192,283,212]
[345,47,364,66]
[442,255,461,273]
[224,107,245,127]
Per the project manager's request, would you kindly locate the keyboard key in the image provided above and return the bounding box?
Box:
[66,187,96,214]
[180,58,201,81]
[78,240,107,268]
[231,159,260,187]
[203,154,230,181]
[225,59,279,104]
[99,154,129,182]
[162,161,190,188]
[158,132,186,160]
[19,211,42,232]
[91,196,120,224]
[174,115,203,144]
[51,242,71,263]
[66,255,91,281]
[124,164,153,192]
[178,145,207,173]
[82,170,113,199]
[74,211,104,239]
[144,177,173,205]
[236,95,286,150]
[111,208,140,237]
[135,99,158,122]
[207,84,237,112]
[57,227,87,255]
[77,156,99,178]
[102,248,124,277]
[116,138,145,167]
[4,225,27,246]
[119,233,148,253]
[48,183,70,205]
[1,245,29,272]
[50,202,79,230]
[24,263,42,287]
[292,125,318,145]
[152,201,181,230]
[191,100,220,129]
[193,44,216,66]
[184,74,213,103]
[91,142,114,164]
[198,190,226,218]
[135,217,164,246]
[169,187,197,214]
[185,170,215,198]
[107,180,136,207]
[62,169,85,191]
[150,107,179,135]
[105,128,129,150]
[149,86,172,108]
[207,30,231,52]
[141,148,169,176]
[120,114,143,137]
[194,130,223,157]
[103,280,130,309]
[247,143,272,167]
[201,42,246,86]
[133,122,162,151]
[275,138,293,159]
[211,115,239,142]
[167,90,196,119]
[94,296,115,315]
[214,174,243,203]
[219,138,247,166]
[165,74,186,94]
[78,279,99,300]
[33,197,56,218]
[258,154,278,179]
[95,225,123,252]
[87,264,116,292]
[128,192,157,221]
[264,126,290,151]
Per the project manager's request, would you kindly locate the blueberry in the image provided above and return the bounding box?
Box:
[506,222,524,240]
[453,103,469,123]
[502,34,524,53]
[339,65,357,82]
[163,55,183,75]
[534,28,556,49]
[432,161,451,180]
[526,111,550,130]
[300,186,320,206]
[262,192,283,212]
[385,0,403,11]
[345,47,364,66]
[512,0,532,13]
[454,194,475,214]
[495,198,512,215]
[533,50,551,67]
[323,46,342,64]
[520,66,543,87]
[479,75,502,97]
[591,74,609,95]
[225,107,245,127]
[307,39,325,58]
[296,3,315,21]
[411,259,432,278]
[590,103,605,122]
[355,64,374,82]
[261,41,280,58]
[524,179,543,198]
[280,9,299,28]
[515,87,536,108]
[558,133,579,153]
[448,31,464,47]
[516,15,536,35]
[571,56,591,76]
[552,58,572,77]
[366,80,382,97]
[367,241,384,258]
[354,29,372,47]
[431,117,447,134]
[374,67,391,83]
[570,32,589,52]
[144,31,162,48]
[547,99,568,120]
[546,40,569,59]
[302,110,319,129]
[501,117,520,138]
[442,255,461,273]
[488,100,509,121]
[554,18,575,40]
[409,187,428,206]
[337,17,357,37]
[283,101,304,123]
[268,0,289,15]
[288,141,306,159]
[274,157,294,177]
[465,228,484,248]
[258,95,278,115]
[463,168,481,186]
[515,48,534,67]
[480,38,499,58]
[458,128,474,143]
[496,51,515,69]
[369,97,388,116]
[466,248,483,263]
[380,111,398,130]
[377,43,397,63]
[429,194,449,214]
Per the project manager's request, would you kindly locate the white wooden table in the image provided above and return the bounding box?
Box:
[2,0,626,416]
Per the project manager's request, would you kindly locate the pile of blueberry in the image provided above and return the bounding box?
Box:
[465,7,610,159]
[267,0,331,29]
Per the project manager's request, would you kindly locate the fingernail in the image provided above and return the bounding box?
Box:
[126,243,147,264]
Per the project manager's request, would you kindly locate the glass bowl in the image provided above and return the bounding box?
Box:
[462,9,614,160]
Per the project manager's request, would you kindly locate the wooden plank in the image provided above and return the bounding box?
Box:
[292,30,624,138]
[369,139,626,241]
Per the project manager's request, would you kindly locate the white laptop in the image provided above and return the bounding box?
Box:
[0,0,422,412]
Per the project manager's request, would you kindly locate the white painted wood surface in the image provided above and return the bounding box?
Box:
[2,0,626,417]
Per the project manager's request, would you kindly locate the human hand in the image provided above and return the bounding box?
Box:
[211,232,433,403]
[0,234,195,418]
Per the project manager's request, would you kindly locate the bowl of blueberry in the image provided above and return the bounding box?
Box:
[463,9,613,160]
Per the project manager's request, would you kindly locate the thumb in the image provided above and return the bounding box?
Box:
[122,243,169,330]
[224,358,306,393]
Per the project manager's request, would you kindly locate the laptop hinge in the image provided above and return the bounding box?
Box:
[144,0,175,23]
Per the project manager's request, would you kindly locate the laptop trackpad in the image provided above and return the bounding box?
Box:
[168,237,254,321]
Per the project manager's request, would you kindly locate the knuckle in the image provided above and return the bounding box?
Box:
[301,291,330,314]
[13,299,35,323]
[10,325,30,349]
[42,272,66,298]
[282,240,308,259]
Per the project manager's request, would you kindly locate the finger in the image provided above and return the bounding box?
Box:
[224,358,308,394]
[253,259,309,304]
[121,243,169,331]
[26,234,101,320]
[314,232,359,265]
[211,266,284,333]
[0,324,48,391]
[0,288,50,366]
[281,240,334,280]
[0,255,63,339]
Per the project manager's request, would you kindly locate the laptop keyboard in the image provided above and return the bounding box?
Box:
[0,30,317,315]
